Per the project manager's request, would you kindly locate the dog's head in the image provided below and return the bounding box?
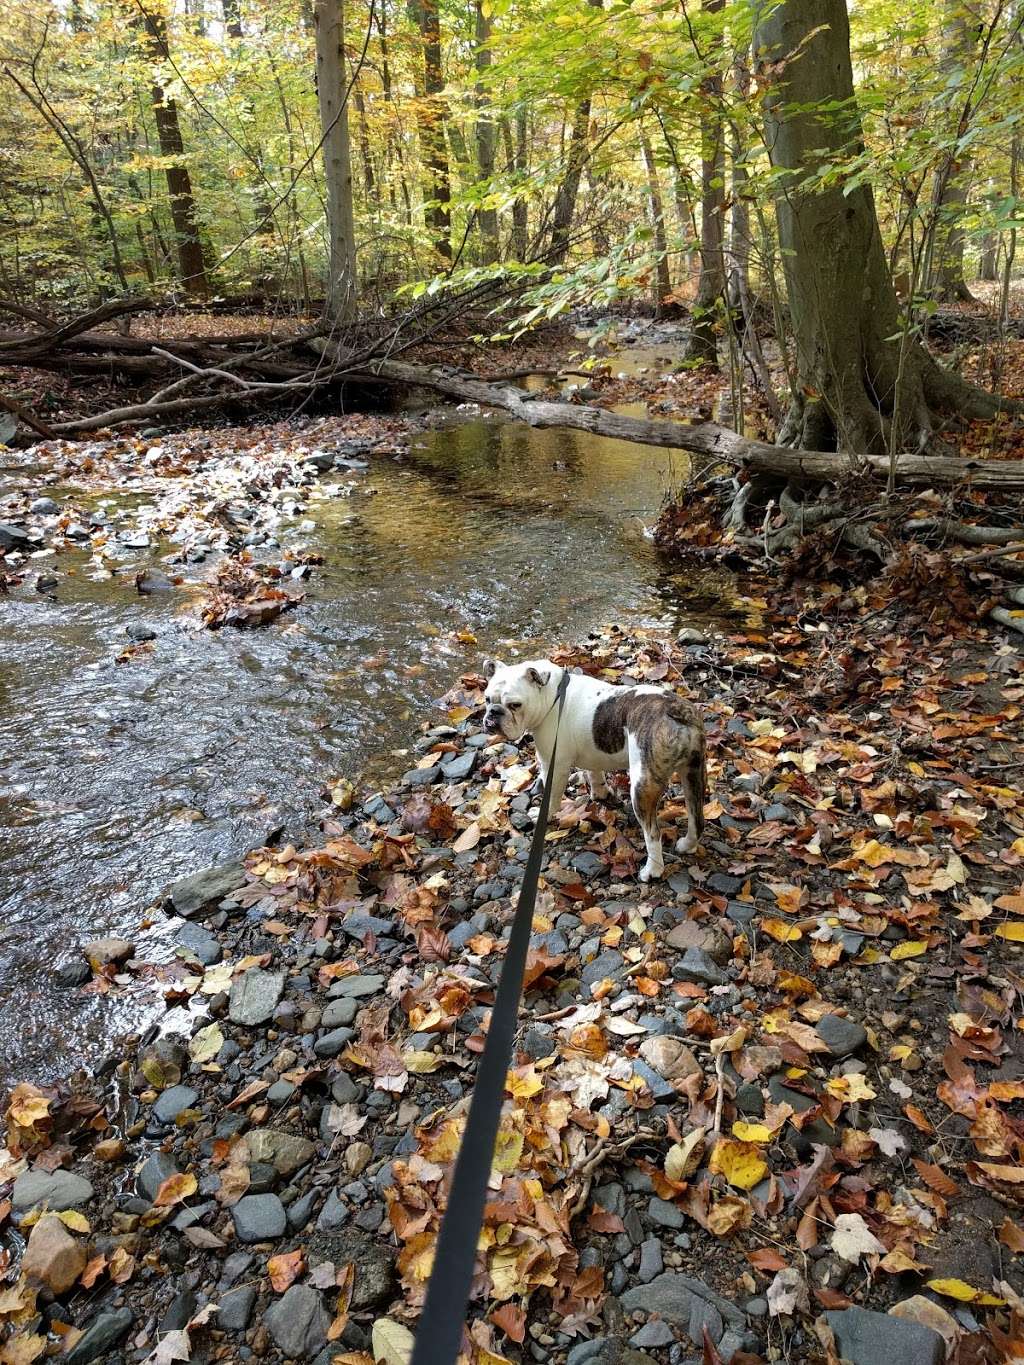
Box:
[481,658,554,742]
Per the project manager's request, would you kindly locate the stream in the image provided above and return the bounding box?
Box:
[0,377,745,1086]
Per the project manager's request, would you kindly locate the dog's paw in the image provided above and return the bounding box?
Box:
[639,859,664,883]
[675,835,699,856]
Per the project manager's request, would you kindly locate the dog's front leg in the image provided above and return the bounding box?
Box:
[542,759,570,824]
[587,769,610,800]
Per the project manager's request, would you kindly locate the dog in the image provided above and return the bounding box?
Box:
[482,658,706,882]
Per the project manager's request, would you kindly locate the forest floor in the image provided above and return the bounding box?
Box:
[3,291,1024,1365]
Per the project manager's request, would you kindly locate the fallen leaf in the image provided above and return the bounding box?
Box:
[830,1213,885,1262]
[268,1248,305,1292]
[371,1317,415,1365]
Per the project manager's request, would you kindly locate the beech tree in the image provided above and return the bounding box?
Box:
[755,0,1008,456]
[314,0,358,323]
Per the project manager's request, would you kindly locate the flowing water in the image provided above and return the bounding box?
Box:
[0,394,743,1085]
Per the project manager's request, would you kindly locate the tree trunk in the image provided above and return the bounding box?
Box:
[639,125,671,313]
[685,0,725,367]
[548,99,591,263]
[314,0,358,323]
[412,0,452,260]
[755,0,1004,456]
[727,53,751,311]
[139,7,211,297]
[927,0,977,303]
[474,0,499,264]
[504,111,529,260]
[980,230,998,280]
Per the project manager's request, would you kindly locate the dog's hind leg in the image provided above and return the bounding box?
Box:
[587,769,610,800]
[628,739,666,882]
[675,735,706,856]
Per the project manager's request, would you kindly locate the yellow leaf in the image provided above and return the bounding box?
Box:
[825,1074,877,1103]
[188,1022,224,1063]
[371,1318,415,1365]
[731,1122,773,1144]
[926,1278,1006,1306]
[853,839,893,867]
[153,1172,198,1207]
[706,1194,752,1236]
[665,1129,705,1181]
[761,918,802,943]
[505,1067,543,1100]
[890,940,928,960]
[492,1128,524,1175]
[403,1050,443,1074]
[996,922,1024,942]
[56,1210,90,1233]
[708,1139,768,1191]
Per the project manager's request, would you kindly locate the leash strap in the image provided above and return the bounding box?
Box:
[409,667,570,1365]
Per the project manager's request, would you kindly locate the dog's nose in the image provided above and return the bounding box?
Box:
[484,707,504,733]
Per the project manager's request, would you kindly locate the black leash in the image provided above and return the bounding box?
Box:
[409,667,571,1365]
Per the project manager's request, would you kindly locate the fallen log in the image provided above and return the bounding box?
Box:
[361,359,1024,492]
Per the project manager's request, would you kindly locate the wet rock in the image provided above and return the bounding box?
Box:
[12,1169,93,1216]
[815,1013,867,1058]
[30,496,59,514]
[403,765,441,787]
[665,919,732,964]
[638,1036,701,1083]
[138,1152,179,1201]
[265,1283,331,1358]
[219,1284,257,1332]
[232,1193,287,1242]
[126,622,157,642]
[229,968,285,1025]
[573,851,607,879]
[736,1083,765,1118]
[672,947,726,986]
[66,1307,133,1363]
[22,1213,87,1293]
[824,1306,944,1365]
[55,960,92,988]
[768,1074,818,1114]
[441,751,476,780]
[706,873,743,895]
[152,1084,199,1125]
[83,937,134,969]
[247,1129,315,1176]
[176,922,223,965]
[676,627,707,645]
[0,522,31,551]
[166,859,246,917]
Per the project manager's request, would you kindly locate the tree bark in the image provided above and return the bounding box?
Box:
[474,0,499,264]
[685,0,725,367]
[548,98,592,263]
[755,0,1004,456]
[314,0,359,324]
[927,0,977,303]
[639,125,671,313]
[138,7,211,297]
[412,0,452,260]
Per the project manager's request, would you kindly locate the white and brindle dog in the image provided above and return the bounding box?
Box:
[482,658,706,882]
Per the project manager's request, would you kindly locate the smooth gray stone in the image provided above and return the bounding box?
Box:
[824,1307,944,1365]
[265,1283,331,1359]
[167,860,246,917]
[231,1193,287,1243]
[66,1309,133,1363]
[219,1284,258,1332]
[12,1169,93,1215]
[229,969,285,1025]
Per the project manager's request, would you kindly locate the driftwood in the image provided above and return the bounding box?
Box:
[3,297,1024,494]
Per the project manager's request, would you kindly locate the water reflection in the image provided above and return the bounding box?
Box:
[0,408,740,1083]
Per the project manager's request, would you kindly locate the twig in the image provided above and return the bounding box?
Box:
[0,391,56,439]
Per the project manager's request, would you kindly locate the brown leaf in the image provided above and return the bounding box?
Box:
[416,923,451,963]
[588,1208,625,1234]
[153,1172,198,1207]
[912,1158,961,1199]
[490,1302,527,1344]
[999,1216,1024,1254]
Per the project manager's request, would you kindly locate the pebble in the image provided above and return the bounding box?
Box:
[66,1308,133,1363]
[672,947,726,986]
[175,921,223,965]
[137,1151,179,1201]
[166,860,246,917]
[638,1238,664,1283]
[22,1213,87,1293]
[151,1084,199,1125]
[229,968,285,1025]
[315,1026,354,1058]
[327,973,385,999]
[246,1128,315,1175]
[631,1320,675,1348]
[12,1169,93,1216]
[231,1193,287,1242]
[647,1197,686,1229]
[816,1012,868,1058]
[581,949,625,990]
[265,1282,331,1358]
[824,1306,944,1365]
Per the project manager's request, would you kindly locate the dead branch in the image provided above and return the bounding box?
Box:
[0,391,56,438]
[906,517,1023,545]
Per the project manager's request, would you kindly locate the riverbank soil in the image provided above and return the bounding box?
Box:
[2,596,1024,1364]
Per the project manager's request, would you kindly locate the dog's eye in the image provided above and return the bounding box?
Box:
[508,702,521,711]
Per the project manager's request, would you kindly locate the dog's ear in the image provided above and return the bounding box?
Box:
[482,657,498,679]
[526,666,550,688]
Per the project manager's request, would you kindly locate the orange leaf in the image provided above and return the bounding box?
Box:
[912,1159,961,1199]
[999,1217,1024,1254]
[903,1103,934,1134]
[490,1303,527,1344]
[153,1171,197,1207]
[268,1248,305,1292]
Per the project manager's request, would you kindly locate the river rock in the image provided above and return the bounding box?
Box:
[232,1193,287,1242]
[265,1283,331,1358]
[314,1026,354,1058]
[219,1284,258,1332]
[126,622,157,642]
[621,1273,745,1343]
[581,949,625,991]
[82,937,134,970]
[166,859,246,917]
[672,947,726,985]
[66,1308,133,1364]
[0,522,31,551]
[22,1213,87,1293]
[175,921,223,965]
[12,1169,93,1216]
[151,1084,199,1125]
[246,1128,315,1176]
[815,1012,867,1058]
[321,997,358,1028]
[229,968,284,1025]
[137,1151,179,1201]
[327,973,385,1000]
[638,1036,701,1082]
[30,496,58,515]
[666,919,732,964]
[308,1229,395,1309]
[824,1306,944,1365]
[55,960,92,988]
